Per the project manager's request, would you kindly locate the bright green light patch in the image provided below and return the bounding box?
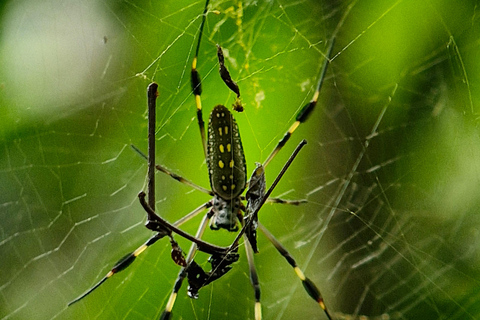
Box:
[346,0,442,91]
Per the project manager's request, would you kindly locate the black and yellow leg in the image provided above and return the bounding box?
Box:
[160,211,212,320]
[264,197,307,205]
[191,0,211,158]
[68,233,163,306]
[258,222,333,320]
[68,202,211,307]
[131,144,213,196]
[263,38,335,168]
[245,236,262,320]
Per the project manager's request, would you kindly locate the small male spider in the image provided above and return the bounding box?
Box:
[68,1,335,319]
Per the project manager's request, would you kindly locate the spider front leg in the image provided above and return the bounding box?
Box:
[190,0,210,157]
[191,0,243,161]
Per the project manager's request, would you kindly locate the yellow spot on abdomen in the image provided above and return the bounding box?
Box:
[229,160,234,168]
[227,144,231,152]
[219,144,224,153]
[219,160,224,168]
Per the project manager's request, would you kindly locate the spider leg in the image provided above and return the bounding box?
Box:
[131,145,214,196]
[161,207,246,318]
[263,38,335,168]
[244,235,262,320]
[216,45,243,111]
[191,0,211,158]
[67,201,212,306]
[230,140,307,251]
[147,83,158,209]
[240,194,307,205]
[67,233,163,306]
[160,210,212,320]
[237,140,333,319]
[132,82,211,199]
[258,222,333,320]
[139,192,228,255]
[265,197,307,205]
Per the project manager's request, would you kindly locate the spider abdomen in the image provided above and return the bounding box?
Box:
[207,105,246,200]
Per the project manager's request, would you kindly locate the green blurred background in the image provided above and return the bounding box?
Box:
[1,0,479,319]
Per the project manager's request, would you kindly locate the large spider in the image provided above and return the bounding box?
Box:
[68,1,335,319]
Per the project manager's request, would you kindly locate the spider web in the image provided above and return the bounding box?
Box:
[1,0,479,319]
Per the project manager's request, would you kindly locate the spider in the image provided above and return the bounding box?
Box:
[68,1,335,319]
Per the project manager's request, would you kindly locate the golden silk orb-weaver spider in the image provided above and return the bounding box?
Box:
[68,1,335,319]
